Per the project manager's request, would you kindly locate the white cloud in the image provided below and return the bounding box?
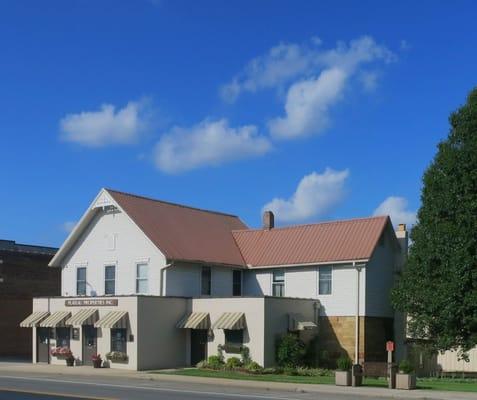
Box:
[268,68,347,139]
[221,36,395,104]
[359,70,379,92]
[60,100,149,147]
[262,168,349,223]
[373,196,417,227]
[154,118,271,173]
[62,221,76,233]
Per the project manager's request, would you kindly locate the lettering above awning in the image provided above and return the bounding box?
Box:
[95,311,128,329]
[39,311,72,328]
[65,309,98,327]
[65,299,118,307]
[20,311,50,328]
[212,312,246,330]
[176,312,210,329]
[288,313,317,331]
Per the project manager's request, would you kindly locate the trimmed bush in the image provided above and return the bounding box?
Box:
[196,360,209,369]
[276,334,306,368]
[336,356,352,371]
[399,359,414,374]
[207,355,224,370]
[240,346,252,366]
[225,357,242,369]
[245,361,263,374]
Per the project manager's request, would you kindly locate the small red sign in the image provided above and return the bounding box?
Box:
[386,341,395,352]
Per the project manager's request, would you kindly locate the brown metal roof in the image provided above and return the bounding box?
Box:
[232,216,391,267]
[107,189,248,267]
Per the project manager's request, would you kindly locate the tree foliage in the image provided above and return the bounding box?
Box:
[391,87,477,358]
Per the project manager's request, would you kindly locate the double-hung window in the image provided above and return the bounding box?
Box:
[104,265,116,295]
[136,263,148,294]
[201,266,211,296]
[318,266,332,295]
[232,270,242,296]
[76,267,87,296]
[272,270,285,297]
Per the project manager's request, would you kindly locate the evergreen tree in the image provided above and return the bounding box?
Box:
[391,87,477,358]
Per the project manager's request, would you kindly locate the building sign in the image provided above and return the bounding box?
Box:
[65,299,118,307]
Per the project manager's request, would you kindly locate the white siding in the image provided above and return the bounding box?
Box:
[61,208,166,296]
[244,265,366,316]
[165,263,238,297]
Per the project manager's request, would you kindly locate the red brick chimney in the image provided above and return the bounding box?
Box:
[263,211,275,230]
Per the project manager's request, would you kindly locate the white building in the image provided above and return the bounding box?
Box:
[21,188,407,370]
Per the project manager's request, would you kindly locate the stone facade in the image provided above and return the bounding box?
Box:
[0,241,59,358]
[316,316,393,365]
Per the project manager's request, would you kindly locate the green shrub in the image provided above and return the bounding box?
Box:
[245,361,263,374]
[196,360,209,369]
[336,356,352,371]
[399,359,414,374]
[225,357,242,369]
[294,367,334,377]
[283,366,299,376]
[276,334,306,368]
[207,355,224,370]
[240,346,252,366]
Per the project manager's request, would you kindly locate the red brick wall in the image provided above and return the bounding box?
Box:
[0,250,60,357]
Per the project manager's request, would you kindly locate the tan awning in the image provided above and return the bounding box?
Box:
[288,313,317,331]
[176,312,210,329]
[20,311,50,328]
[39,311,71,327]
[212,312,246,330]
[65,309,98,327]
[94,311,128,329]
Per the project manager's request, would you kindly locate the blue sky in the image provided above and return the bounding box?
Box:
[1,0,476,247]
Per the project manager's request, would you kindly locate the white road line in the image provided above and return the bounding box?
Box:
[0,375,308,400]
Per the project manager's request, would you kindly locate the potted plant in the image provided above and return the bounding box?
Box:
[396,359,416,390]
[66,352,75,367]
[105,351,128,363]
[335,356,352,386]
[92,354,102,368]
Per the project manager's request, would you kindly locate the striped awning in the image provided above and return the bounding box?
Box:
[212,312,246,330]
[39,311,71,327]
[65,309,98,327]
[20,311,50,328]
[94,311,128,329]
[176,312,210,329]
[288,313,317,331]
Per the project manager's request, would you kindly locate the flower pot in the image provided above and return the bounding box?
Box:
[335,370,351,386]
[92,359,102,368]
[396,373,416,390]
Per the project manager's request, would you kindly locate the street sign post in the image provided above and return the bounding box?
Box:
[386,341,396,389]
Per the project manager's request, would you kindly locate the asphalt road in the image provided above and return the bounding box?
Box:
[0,373,380,400]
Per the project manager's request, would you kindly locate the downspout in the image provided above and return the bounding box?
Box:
[354,262,364,364]
[160,262,174,296]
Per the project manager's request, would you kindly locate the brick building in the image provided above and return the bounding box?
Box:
[0,240,59,358]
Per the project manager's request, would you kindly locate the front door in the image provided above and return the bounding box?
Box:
[37,328,50,363]
[190,329,208,366]
[82,325,97,365]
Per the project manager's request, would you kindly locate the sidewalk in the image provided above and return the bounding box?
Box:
[0,361,474,400]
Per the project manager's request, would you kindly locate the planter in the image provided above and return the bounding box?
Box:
[92,359,102,368]
[396,373,416,390]
[66,358,75,367]
[335,370,351,386]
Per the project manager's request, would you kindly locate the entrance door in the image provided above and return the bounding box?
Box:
[190,329,208,366]
[37,328,50,363]
[82,325,97,365]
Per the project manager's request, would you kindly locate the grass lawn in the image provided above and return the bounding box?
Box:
[155,369,477,392]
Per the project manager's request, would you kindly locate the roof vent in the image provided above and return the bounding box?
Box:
[263,211,274,230]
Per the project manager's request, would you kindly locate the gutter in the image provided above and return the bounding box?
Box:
[160,262,174,296]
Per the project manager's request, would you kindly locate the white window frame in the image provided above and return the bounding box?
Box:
[76,265,87,296]
[318,266,333,295]
[135,262,149,294]
[272,269,285,297]
[104,263,116,296]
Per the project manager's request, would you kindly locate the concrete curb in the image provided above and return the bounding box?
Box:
[0,362,474,400]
